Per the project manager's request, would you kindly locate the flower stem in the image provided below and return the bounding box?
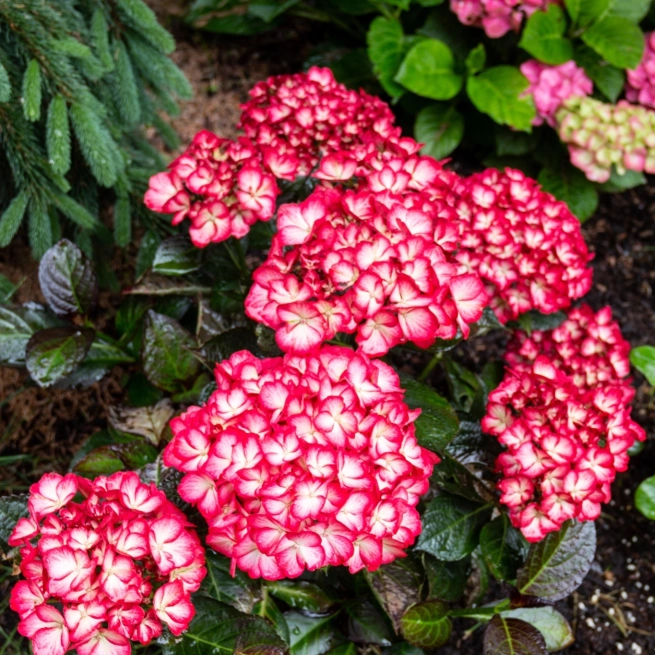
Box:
[417,352,442,383]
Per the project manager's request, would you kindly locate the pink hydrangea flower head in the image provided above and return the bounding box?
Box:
[145,131,280,247]
[239,67,400,175]
[483,305,645,542]
[163,346,440,579]
[10,472,205,655]
[556,96,655,182]
[520,59,593,126]
[452,168,593,324]
[245,159,487,356]
[625,32,655,109]
[450,0,557,38]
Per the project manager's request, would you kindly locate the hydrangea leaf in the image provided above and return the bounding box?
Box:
[630,345,655,385]
[517,520,596,601]
[415,104,465,160]
[367,17,407,98]
[538,163,598,222]
[0,303,62,366]
[635,475,655,520]
[483,615,547,655]
[519,5,573,65]
[500,608,574,651]
[152,235,201,276]
[480,514,529,581]
[285,610,339,655]
[0,494,28,544]
[400,601,452,650]
[423,554,471,603]
[346,600,393,646]
[202,551,262,613]
[267,580,335,614]
[108,399,175,445]
[581,16,644,70]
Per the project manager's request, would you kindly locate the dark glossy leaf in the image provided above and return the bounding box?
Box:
[26,326,93,387]
[366,557,423,632]
[480,514,529,581]
[573,45,624,103]
[164,596,288,655]
[268,580,334,613]
[516,310,567,335]
[111,441,159,469]
[325,645,357,655]
[400,601,451,649]
[417,493,492,561]
[346,600,393,646]
[500,607,574,651]
[152,235,201,276]
[538,163,598,222]
[143,310,199,392]
[74,446,126,476]
[415,104,465,160]
[423,554,470,602]
[203,551,262,612]
[285,611,339,655]
[483,615,547,655]
[136,230,162,280]
[444,358,479,412]
[517,520,596,601]
[598,168,646,193]
[202,327,262,363]
[0,303,61,366]
[108,399,175,445]
[635,475,655,520]
[395,39,463,100]
[467,548,492,607]
[400,376,459,454]
[367,17,406,98]
[127,372,164,407]
[631,345,655,385]
[254,593,291,644]
[196,300,230,344]
[384,643,425,655]
[38,239,97,315]
[0,494,28,544]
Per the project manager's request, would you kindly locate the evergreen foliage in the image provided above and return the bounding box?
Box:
[0,0,191,258]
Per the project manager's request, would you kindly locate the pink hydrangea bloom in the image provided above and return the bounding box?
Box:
[483,306,645,542]
[450,0,556,38]
[163,347,439,579]
[245,154,487,356]
[145,131,279,247]
[452,168,593,324]
[521,59,593,126]
[626,31,655,109]
[10,472,205,655]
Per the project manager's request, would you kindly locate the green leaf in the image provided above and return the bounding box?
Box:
[164,596,287,655]
[635,475,655,520]
[116,0,176,54]
[249,0,301,22]
[142,310,199,392]
[114,40,141,124]
[0,60,11,102]
[500,608,574,652]
[495,128,535,157]
[574,46,624,102]
[630,345,655,385]
[607,0,651,22]
[285,611,339,655]
[26,326,93,387]
[516,310,567,335]
[0,303,61,366]
[597,168,646,193]
[400,601,452,650]
[520,5,573,65]
[581,16,644,70]
[480,514,528,581]
[346,600,393,646]
[152,235,201,276]
[74,446,126,476]
[0,190,30,247]
[202,550,262,612]
[202,327,261,363]
[22,59,42,121]
[517,520,596,601]
[268,581,334,613]
[417,493,492,561]
[108,399,174,446]
[0,495,28,544]
[423,554,470,603]
[467,66,536,132]
[538,163,598,222]
[367,17,406,98]
[415,104,464,160]
[483,615,547,655]
[564,0,610,25]
[38,239,97,316]
[395,39,463,101]
[366,557,423,631]
[400,376,459,454]
[465,43,486,75]
[136,230,162,279]
[254,592,290,644]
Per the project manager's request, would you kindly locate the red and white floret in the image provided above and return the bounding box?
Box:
[163,347,439,579]
[483,305,645,542]
[10,472,205,655]
[452,168,593,324]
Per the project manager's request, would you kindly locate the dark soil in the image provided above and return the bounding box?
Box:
[1,6,654,654]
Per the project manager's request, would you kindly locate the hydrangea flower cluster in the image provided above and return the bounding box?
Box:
[626,31,655,109]
[449,0,555,38]
[520,60,593,127]
[163,347,438,579]
[239,66,400,176]
[9,472,206,655]
[245,167,488,355]
[145,130,279,247]
[451,168,593,324]
[556,96,655,182]
[483,305,645,542]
